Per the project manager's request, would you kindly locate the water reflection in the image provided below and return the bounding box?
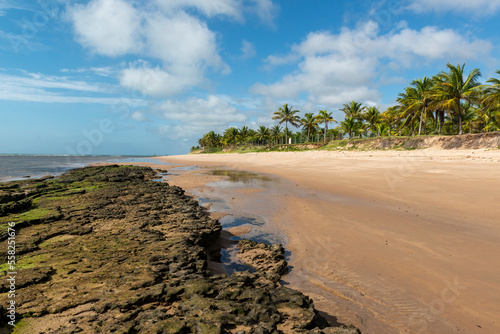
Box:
[207,169,275,183]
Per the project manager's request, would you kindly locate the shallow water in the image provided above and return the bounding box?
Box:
[190,169,289,274]
[207,169,275,183]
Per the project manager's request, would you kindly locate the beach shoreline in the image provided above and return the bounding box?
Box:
[150,149,500,334]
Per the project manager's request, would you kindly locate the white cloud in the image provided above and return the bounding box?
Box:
[0,71,145,105]
[154,0,279,24]
[0,0,22,11]
[2,71,104,93]
[154,0,241,19]
[241,40,256,59]
[248,0,279,25]
[131,111,147,121]
[159,95,247,139]
[68,0,142,56]
[67,0,230,97]
[252,21,492,107]
[119,62,199,97]
[144,11,226,72]
[408,0,500,14]
[61,67,115,77]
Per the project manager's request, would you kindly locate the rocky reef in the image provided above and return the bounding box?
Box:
[0,165,359,333]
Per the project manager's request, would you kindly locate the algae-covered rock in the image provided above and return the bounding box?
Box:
[237,239,288,282]
[0,165,359,333]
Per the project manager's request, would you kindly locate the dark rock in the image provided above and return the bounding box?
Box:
[237,239,288,282]
[0,166,359,333]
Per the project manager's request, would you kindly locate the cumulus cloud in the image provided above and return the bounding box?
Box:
[252,21,492,107]
[119,62,200,97]
[64,0,281,101]
[68,0,142,56]
[159,95,247,139]
[66,0,229,97]
[241,40,256,59]
[407,0,500,14]
[144,11,226,72]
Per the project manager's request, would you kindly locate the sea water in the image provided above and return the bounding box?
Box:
[0,155,163,182]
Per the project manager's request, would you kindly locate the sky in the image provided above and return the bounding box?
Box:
[0,0,499,155]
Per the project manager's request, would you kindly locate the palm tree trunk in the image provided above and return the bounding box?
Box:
[285,121,288,144]
[457,103,463,135]
[418,113,423,136]
[324,123,327,142]
[438,113,442,135]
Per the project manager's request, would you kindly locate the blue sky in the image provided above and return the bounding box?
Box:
[1,0,499,155]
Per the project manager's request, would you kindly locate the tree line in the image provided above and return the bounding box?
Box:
[193,64,500,151]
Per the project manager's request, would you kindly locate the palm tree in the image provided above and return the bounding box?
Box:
[300,113,318,142]
[255,125,270,145]
[483,70,500,112]
[341,101,365,120]
[477,71,500,132]
[404,77,433,136]
[381,106,400,136]
[397,77,434,136]
[363,106,381,136]
[199,131,221,151]
[340,116,361,139]
[222,127,238,147]
[237,126,253,144]
[272,103,301,145]
[461,102,479,134]
[282,127,293,143]
[326,128,341,141]
[376,123,390,137]
[316,110,337,142]
[270,125,283,145]
[431,63,482,135]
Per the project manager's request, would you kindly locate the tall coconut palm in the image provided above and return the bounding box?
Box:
[282,128,293,143]
[461,102,479,134]
[272,103,301,145]
[340,116,361,139]
[341,101,365,120]
[381,105,401,136]
[397,87,419,136]
[316,110,337,142]
[237,126,253,144]
[222,127,238,147]
[255,125,270,145]
[200,131,220,151]
[300,113,318,142]
[363,106,381,136]
[376,123,390,137]
[483,70,500,109]
[270,125,283,145]
[431,63,482,135]
[403,77,433,136]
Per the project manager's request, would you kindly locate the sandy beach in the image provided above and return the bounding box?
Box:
[147,149,500,334]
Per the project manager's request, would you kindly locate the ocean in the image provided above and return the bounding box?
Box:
[0,155,167,182]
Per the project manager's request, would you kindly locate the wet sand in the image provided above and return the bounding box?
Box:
[148,150,500,334]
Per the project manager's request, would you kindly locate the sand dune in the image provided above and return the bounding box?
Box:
[155,149,500,334]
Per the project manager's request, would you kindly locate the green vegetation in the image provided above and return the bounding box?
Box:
[192,63,500,153]
[0,254,49,274]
